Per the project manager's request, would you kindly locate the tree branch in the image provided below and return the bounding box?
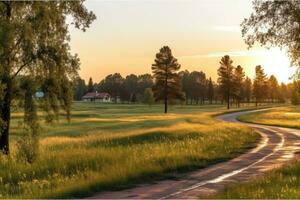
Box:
[12,58,35,79]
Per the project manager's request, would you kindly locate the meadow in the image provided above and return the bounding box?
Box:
[0,102,259,198]
[217,106,300,199]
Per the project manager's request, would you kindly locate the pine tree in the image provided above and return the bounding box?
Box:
[217,55,234,109]
[268,75,279,103]
[253,65,268,106]
[244,76,252,103]
[233,65,245,107]
[152,46,184,113]
[207,77,214,104]
[87,77,94,93]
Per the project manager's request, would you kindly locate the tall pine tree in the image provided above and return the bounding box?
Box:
[217,55,234,109]
[152,46,184,113]
[253,65,268,106]
[233,65,245,107]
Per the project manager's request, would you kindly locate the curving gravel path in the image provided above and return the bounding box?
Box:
[89,109,300,199]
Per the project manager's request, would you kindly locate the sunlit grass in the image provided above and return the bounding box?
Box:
[238,106,300,129]
[216,159,300,199]
[0,103,258,198]
[217,106,300,199]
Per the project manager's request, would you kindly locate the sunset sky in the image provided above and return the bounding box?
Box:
[69,0,295,84]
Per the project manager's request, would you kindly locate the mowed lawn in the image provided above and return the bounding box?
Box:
[218,106,300,199]
[1,102,258,198]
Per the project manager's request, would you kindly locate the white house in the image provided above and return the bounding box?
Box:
[82,92,112,102]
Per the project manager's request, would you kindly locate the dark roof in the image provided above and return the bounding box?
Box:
[82,92,111,99]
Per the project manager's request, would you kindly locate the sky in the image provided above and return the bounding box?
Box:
[69,0,296,84]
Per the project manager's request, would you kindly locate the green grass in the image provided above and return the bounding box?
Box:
[1,102,259,198]
[217,106,300,199]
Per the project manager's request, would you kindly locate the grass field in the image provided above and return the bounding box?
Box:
[217,106,300,199]
[1,102,259,198]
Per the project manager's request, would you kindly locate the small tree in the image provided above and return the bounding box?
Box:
[152,46,184,113]
[87,77,94,93]
[217,55,234,109]
[207,77,214,104]
[74,78,87,100]
[143,88,154,107]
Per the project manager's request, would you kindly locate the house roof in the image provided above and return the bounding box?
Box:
[82,92,111,99]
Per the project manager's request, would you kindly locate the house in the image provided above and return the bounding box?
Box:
[82,92,112,102]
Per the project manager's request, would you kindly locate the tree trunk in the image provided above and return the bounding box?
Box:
[0,2,12,154]
[0,78,12,154]
[227,94,230,110]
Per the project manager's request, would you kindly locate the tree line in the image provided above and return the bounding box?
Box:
[75,47,292,112]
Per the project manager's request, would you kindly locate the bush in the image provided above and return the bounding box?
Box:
[16,126,40,164]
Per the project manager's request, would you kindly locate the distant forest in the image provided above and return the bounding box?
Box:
[74,54,300,107]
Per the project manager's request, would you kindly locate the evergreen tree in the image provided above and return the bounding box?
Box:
[0,2,95,154]
[152,46,184,113]
[233,65,245,107]
[207,77,214,104]
[217,55,234,109]
[253,65,268,106]
[244,76,252,103]
[87,77,94,93]
[268,75,279,103]
[74,78,87,100]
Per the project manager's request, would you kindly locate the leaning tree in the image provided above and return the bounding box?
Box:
[242,0,300,76]
[152,46,184,113]
[0,1,95,154]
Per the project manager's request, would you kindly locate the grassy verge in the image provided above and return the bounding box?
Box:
[1,103,259,198]
[237,106,300,129]
[217,105,300,199]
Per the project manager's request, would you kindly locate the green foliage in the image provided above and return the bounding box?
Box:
[0,1,96,153]
[243,77,252,103]
[233,65,245,105]
[242,1,300,75]
[87,77,94,93]
[143,88,155,106]
[207,77,214,104]
[17,78,40,163]
[152,46,185,113]
[253,65,268,104]
[74,78,87,101]
[217,55,234,109]
[291,81,300,105]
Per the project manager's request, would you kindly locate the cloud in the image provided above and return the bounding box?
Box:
[212,25,241,33]
[180,50,268,58]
